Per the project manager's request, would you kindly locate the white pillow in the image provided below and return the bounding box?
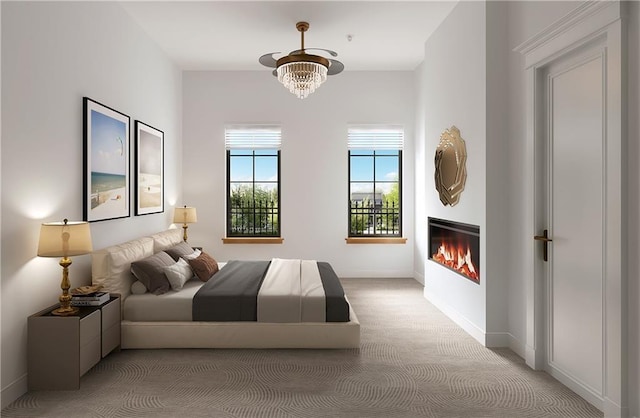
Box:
[182,248,201,261]
[131,280,148,295]
[163,258,194,291]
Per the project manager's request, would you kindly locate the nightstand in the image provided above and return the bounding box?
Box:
[27,295,120,390]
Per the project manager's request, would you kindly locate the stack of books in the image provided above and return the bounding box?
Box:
[70,291,110,307]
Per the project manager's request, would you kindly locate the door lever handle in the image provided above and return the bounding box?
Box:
[534,229,553,261]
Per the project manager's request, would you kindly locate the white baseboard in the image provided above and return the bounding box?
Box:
[385,273,528,357]
[485,332,511,348]
[487,331,529,355]
[1,374,27,409]
[424,290,528,357]
[603,397,627,418]
[424,289,486,345]
[525,344,540,369]
[547,364,603,412]
[507,334,527,359]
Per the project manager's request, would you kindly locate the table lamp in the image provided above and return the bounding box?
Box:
[37,219,93,316]
[173,205,197,241]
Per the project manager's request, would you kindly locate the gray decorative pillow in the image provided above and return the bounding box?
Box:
[164,241,196,262]
[131,251,175,295]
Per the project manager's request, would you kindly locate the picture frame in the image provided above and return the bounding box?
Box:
[134,120,164,216]
[83,97,130,222]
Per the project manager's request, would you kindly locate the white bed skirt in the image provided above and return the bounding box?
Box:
[121,302,360,349]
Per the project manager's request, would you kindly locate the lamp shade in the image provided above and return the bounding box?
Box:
[37,220,92,258]
[173,206,197,224]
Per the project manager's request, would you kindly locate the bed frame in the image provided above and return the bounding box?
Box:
[92,229,360,349]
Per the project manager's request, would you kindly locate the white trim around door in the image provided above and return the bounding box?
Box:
[514,1,626,416]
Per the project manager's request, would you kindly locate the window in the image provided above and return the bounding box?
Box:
[226,126,281,237]
[348,126,403,237]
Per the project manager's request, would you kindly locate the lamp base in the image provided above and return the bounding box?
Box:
[51,306,79,316]
[54,257,78,316]
[182,224,189,242]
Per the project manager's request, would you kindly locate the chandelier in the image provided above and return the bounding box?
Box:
[277,59,328,99]
[259,22,344,99]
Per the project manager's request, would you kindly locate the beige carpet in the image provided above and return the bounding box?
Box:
[2,278,602,418]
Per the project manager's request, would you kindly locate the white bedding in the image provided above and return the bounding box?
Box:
[124,279,203,321]
[257,258,299,322]
[257,258,326,323]
[126,260,332,323]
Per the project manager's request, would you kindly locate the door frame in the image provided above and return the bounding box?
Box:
[515,1,626,415]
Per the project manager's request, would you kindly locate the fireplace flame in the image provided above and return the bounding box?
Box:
[433,242,479,281]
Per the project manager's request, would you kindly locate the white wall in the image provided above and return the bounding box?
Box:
[0,1,3,408]
[417,0,490,343]
[1,2,182,408]
[182,71,415,278]
[416,0,514,347]
[627,1,640,416]
[413,63,427,286]
[485,1,509,346]
[505,0,579,362]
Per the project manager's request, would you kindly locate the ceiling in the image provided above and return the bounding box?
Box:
[119,1,458,72]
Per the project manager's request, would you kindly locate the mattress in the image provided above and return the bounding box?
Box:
[124,279,203,321]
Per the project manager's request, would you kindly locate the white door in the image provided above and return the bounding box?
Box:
[538,46,605,404]
[518,2,624,414]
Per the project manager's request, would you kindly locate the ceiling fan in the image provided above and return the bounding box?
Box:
[259,21,344,99]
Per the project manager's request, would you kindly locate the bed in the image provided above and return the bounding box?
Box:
[91,229,360,349]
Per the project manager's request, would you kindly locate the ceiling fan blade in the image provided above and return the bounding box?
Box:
[290,48,338,57]
[259,52,280,68]
[327,59,344,76]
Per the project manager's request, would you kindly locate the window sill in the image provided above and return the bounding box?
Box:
[345,237,407,244]
[222,237,284,244]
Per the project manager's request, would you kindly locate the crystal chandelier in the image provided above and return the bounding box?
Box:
[259,22,344,99]
[276,59,328,99]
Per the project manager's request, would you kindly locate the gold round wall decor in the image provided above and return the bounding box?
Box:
[434,126,467,206]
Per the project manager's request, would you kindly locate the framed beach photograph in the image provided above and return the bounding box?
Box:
[83,97,130,222]
[134,121,164,215]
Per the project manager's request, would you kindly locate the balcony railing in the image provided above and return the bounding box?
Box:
[349,200,400,236]
[228,200,279,236]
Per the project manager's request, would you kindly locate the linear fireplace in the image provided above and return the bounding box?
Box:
[428,217,480,284]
